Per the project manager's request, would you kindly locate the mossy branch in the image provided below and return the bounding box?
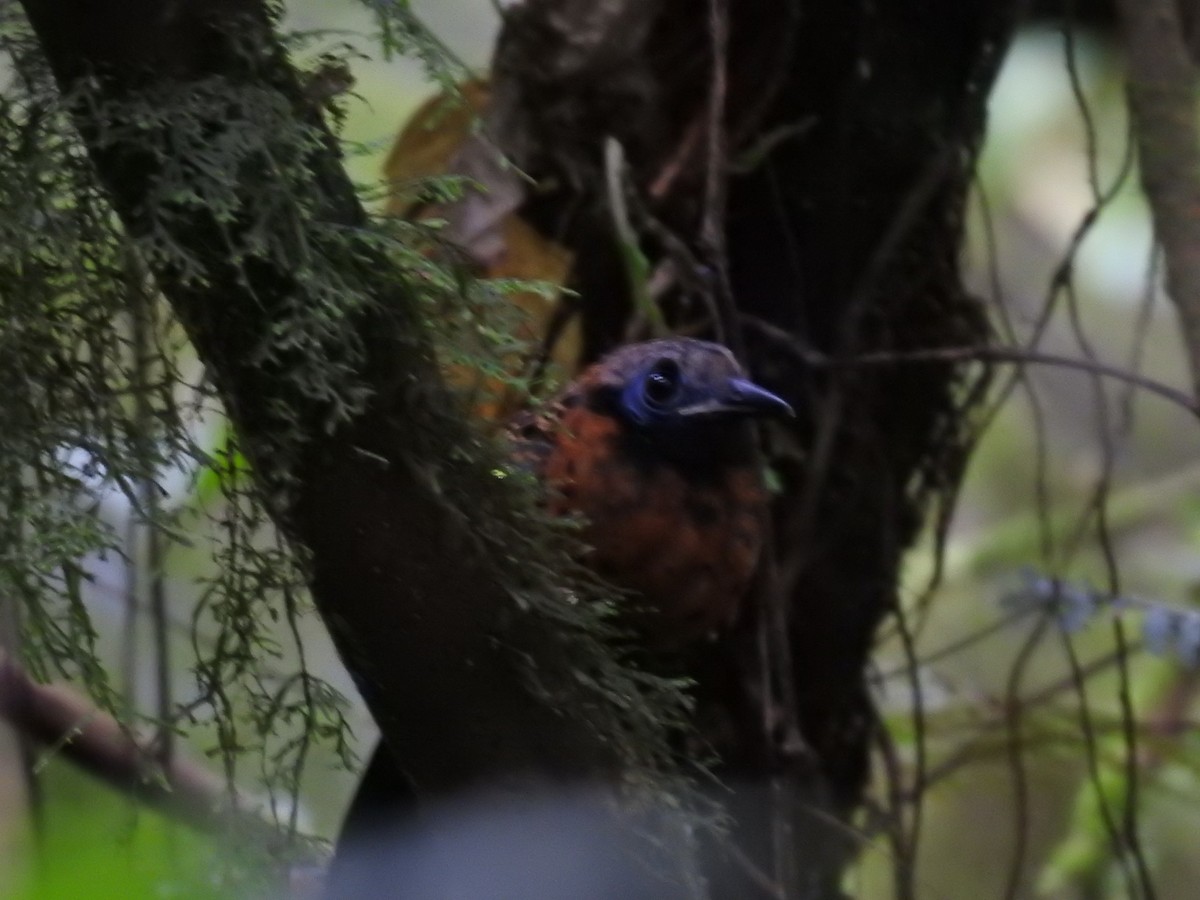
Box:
[0,647,293,850]
[18,0,678,799]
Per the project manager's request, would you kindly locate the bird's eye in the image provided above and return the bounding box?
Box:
[642,358,682,408]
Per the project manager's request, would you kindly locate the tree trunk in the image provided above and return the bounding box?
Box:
[20,0,1021,895]
[446,0,1020,894]
[19,0,624,797]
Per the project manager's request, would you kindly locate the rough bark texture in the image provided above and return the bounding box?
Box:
[19,0,621,799]
[1116,0,1200,401]
[468,0,1018,894]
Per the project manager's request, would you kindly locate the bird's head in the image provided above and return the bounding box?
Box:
[613,340,792,427]
[579,338,792,470]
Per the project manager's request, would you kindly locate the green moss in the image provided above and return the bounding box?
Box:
[0,6,688,868]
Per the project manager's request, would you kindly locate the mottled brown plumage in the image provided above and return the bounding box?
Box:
[510,338,791,645]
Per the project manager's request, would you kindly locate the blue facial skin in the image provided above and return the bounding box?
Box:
[615,357,793,476]
[618,358,793,428]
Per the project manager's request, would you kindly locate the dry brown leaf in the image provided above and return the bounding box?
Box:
[383,79,582,421]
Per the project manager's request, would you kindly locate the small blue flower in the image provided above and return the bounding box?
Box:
[1142,606,1178,656]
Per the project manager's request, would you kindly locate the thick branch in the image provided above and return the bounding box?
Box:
[0,651,287,846]
[1116,0,1200,400]
[20,0,618,796]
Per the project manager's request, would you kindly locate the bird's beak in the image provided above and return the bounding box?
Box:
[724,378,795,418]
[676,378,795,419]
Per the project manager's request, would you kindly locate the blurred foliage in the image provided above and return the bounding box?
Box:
[854,24,1200,900]
[13,764,247,900]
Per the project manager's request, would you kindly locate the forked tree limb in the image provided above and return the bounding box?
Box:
[1116,0,1200,401]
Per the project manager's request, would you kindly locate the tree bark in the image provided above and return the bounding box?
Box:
[19,0,620,800]
[1116,0,1200,402]
[464,0,1020,894]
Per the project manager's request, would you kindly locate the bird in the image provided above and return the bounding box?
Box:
[508,336,793,645]
[332,337,792,869]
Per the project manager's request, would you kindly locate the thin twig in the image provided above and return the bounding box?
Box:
[890,601,924,900]
[977,124,1136,451]
[649,117,703,201]
[604,137,667,339]
[838,145,957,349]
[874,721,917,900]
[1058,629,1146,899]
[1001,617,1050,900]
[128,255,175,772]
[700,0,742,357]
[741,316,1200,419]
[722,840,787,900]
[1058,34,1155,888]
